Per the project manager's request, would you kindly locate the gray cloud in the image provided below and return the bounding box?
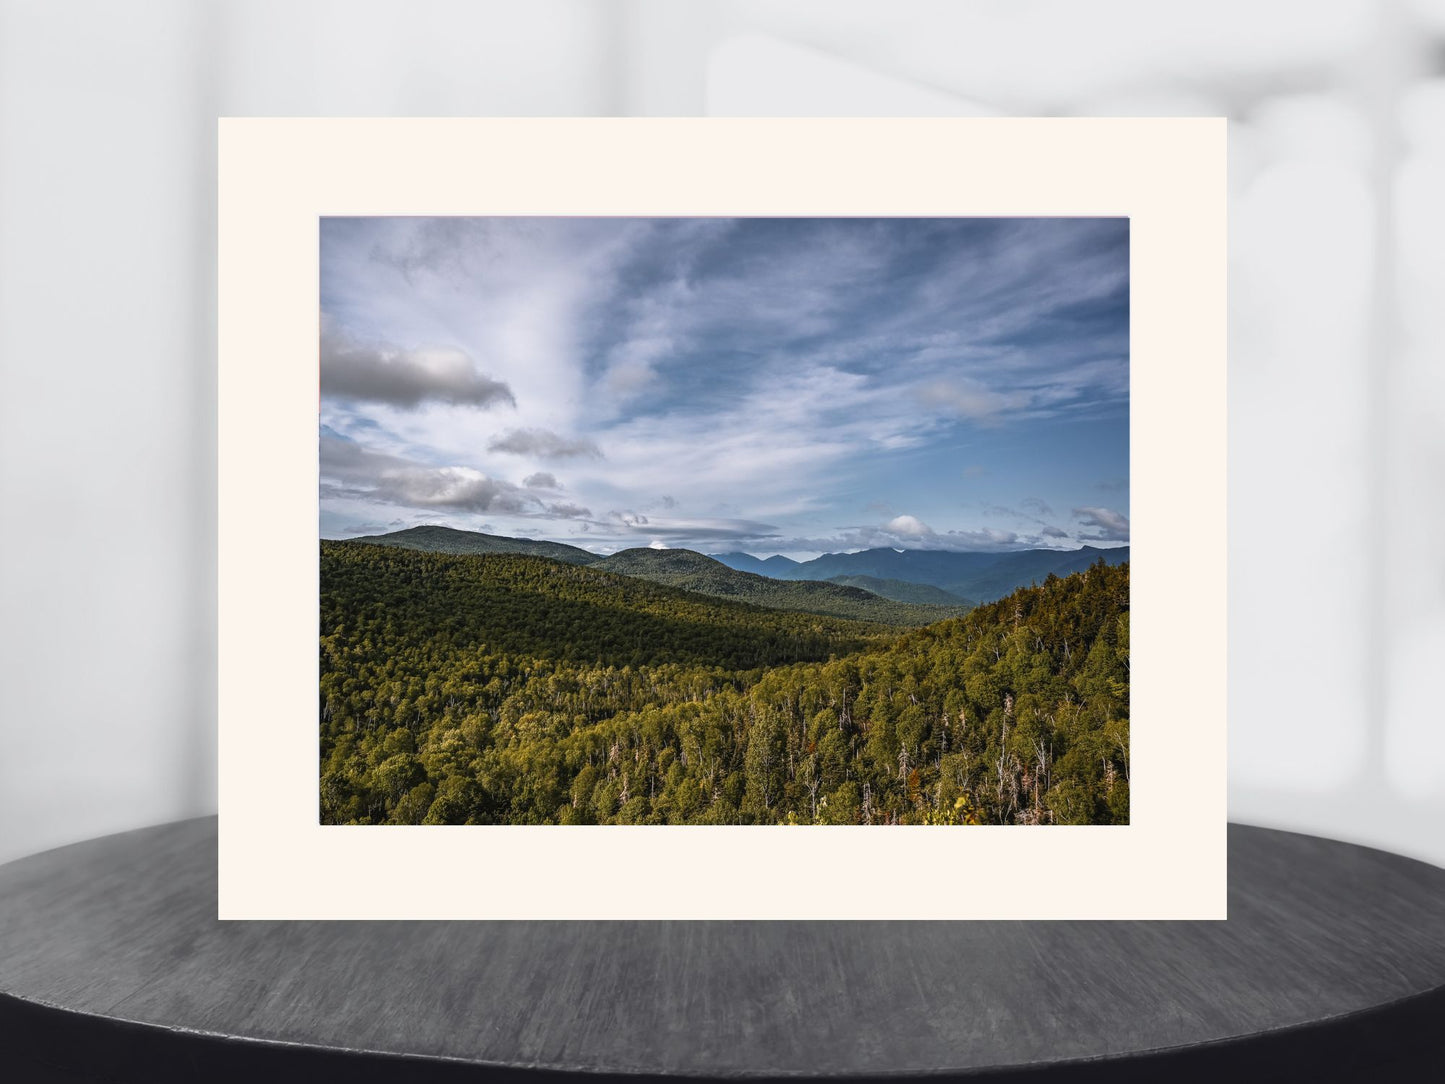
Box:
[321,433,529,514]
[321,328,515,410]
[488,428,602,460]
[1021,496,1055,517]
[1041,525,1070,539]
[523,472,560,489]
[1072,506,1131,541]
[606,511,781,542]
[384,472,525,513]
[547,502,592,519]
[770,522,1027,554]
[320,432,608,526]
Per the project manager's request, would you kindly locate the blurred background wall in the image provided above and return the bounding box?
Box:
[2,0,1442,866]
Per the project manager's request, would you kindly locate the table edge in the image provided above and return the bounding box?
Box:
[3,980,1444,1082]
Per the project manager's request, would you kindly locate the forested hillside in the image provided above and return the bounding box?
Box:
[322,542,890,672]
[320,543,1129,826]
[823,574,974,608]
[345,528,972,626]
[592,548,970,627]
[349,525,599,565]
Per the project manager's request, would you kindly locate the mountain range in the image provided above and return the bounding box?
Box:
[323,541,887,672]
[347,525,1128,618]
[709,544,1129,603]
[590,547,970,627]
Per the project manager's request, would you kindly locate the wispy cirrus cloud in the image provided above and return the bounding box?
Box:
[319,217,1129,554]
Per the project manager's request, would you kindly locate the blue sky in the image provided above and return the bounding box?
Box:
[319,217,1128,558]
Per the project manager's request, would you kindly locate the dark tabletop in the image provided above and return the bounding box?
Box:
[0,819,1442,1083]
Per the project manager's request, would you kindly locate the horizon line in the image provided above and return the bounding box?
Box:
[320,523,1131,559]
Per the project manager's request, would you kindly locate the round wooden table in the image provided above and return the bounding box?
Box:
[1,818,1442,1082]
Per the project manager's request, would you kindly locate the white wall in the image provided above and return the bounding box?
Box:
[2,0,1442,867]
[0,1,215,865]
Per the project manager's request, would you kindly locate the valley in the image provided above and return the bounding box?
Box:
[321,531,1130,827]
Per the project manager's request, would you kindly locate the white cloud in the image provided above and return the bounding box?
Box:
[886,514,935,537]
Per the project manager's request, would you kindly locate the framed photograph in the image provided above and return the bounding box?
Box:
[219,118,1225,918]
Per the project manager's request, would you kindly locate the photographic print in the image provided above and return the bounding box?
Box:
[318,215,1130,828]
[220,118,1221,917]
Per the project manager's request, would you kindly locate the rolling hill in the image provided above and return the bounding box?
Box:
[320,545,1131,827]
[321,541,891,673]
[340,526,1124,608]
[591,548,971,627]
[346,525,600,565]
